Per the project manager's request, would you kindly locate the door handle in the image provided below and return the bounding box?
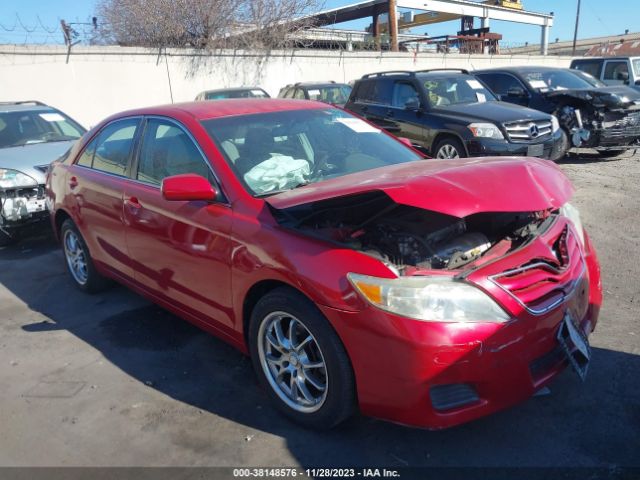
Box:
[125,196,142,210]
[361,106,369,113]
[386,110,395,118]
[69,176,78,189]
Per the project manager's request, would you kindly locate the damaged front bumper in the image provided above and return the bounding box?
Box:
[0,184,49,236]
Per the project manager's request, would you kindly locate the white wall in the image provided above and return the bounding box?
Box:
[0,45,572,128]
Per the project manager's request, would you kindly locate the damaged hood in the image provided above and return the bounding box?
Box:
[266,157,574,218]
[0,140,76,184]
[545,85,640,109]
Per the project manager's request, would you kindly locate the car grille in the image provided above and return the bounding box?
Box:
[600,111,640,142]
[489,225,585,315]
[503,119,552,142]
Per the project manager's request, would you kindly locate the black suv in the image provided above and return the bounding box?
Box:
[473,66,640,156]
[344,69,564,160]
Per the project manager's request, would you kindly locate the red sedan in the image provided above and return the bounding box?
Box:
[46,99,602,429]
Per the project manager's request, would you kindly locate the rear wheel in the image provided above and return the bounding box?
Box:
[60,219,111,293]
[433,137,466,159]
[248,287,356,429]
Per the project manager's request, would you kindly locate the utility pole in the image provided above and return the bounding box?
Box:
[572,0,581,56]
[388,0,398,52]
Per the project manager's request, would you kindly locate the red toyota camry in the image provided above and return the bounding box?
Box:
[46,99,602,429]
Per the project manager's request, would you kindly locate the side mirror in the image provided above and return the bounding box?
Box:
[507,86,527,97]
[398,137,413,147]
[404,97,421,111]
[618,71,630,82]
[161,174,217,202]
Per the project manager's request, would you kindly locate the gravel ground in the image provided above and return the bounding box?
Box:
[0,152,638,469]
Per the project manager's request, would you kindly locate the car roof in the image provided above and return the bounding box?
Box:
[107,99,332,122]
[297,82,347,88]
[572,56,639,61]
[474,66,572,74]
[0,102,55,113]
[201,87,266,94]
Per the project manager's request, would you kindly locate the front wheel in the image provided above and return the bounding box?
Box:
[433,137,466,159]
[248,287,356,429]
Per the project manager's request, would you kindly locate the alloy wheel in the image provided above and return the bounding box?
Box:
[436,144,460,159]
[257,311,328,413]
[63,229,88,285]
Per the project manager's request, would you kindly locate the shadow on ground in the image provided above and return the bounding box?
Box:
[1,233,639,468]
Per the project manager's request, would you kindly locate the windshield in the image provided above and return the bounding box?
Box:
[307,85,352,104]
[0,109,85,148]
[201,108,422,196]
[421,75,497,106]
[205,89,269,100]
[523,70,594,91]
[572,70,606,87]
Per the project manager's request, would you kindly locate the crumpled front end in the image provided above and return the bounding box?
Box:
[550,88,640,149]
[0,172,49,239]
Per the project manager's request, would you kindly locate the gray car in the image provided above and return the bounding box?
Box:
[0,101,86,245]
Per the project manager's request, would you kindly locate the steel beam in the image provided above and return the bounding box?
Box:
[397,0,553,27]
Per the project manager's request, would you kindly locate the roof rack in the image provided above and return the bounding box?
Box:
[0,100,47,106]
[361,68,469,79]
[361,71,414,79]
[415,68,470,74]
[294,80,337,86]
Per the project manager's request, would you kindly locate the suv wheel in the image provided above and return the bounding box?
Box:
[433,137,465,159]
[249,287,356,429]
[61,219,111,293]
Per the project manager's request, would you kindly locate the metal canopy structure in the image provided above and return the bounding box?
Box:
[298,0,554,54]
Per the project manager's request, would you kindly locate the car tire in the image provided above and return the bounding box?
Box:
[0,229,18,247]
[433,137,466,159]
[550,129,570,161]
[60,219,111,293]
[248,287,356,430]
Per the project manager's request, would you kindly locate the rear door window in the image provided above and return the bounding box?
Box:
[476,73,524,96]
[89,118,140,176]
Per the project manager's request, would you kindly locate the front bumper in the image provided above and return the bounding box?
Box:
[465,129,564,160]
[320,232,602,429]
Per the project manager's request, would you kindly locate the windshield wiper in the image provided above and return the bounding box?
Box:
[254,180,312,198]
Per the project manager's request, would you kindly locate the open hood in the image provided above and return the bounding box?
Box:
[265,157,574,219]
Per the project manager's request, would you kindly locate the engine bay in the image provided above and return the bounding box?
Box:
[272,191,547,274]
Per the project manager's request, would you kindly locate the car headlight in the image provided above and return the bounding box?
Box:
[551,115,560,133]
[0,168,38,189]
[559,202,585,245]
[347,273,510,323]
[468,123,504,140]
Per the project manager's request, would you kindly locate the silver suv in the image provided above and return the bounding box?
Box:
[571,57,640,91]
[0,101,86,245]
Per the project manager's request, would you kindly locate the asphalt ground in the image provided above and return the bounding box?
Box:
[0,151,638,470]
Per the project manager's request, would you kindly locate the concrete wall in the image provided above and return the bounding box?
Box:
[0,45,572,128]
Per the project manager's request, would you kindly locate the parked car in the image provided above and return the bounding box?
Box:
[195,87,270,100]
[0,101,86,245]
[474,66,640,157]
[570,56,640,91]
[278,81,352,106]
[47,99,602,430]
[344,69,566,160]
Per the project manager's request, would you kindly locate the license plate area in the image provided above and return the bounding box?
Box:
[557,312,591,381]
[527,143,545,157]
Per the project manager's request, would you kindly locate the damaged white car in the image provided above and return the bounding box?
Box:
[0,101,85,245]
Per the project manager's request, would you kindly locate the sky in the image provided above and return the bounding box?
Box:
[0,0,637,47]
